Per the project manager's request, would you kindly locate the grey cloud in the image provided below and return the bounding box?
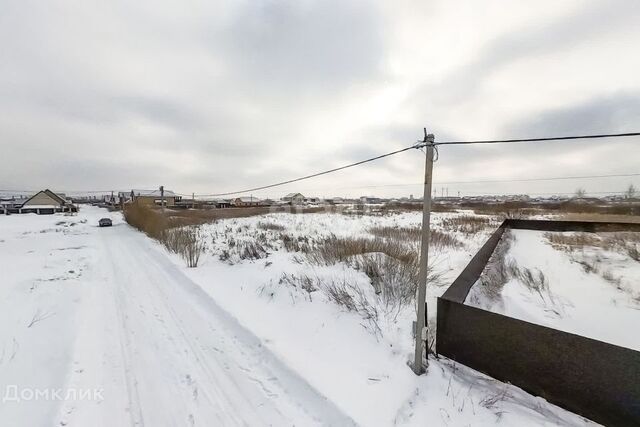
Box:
[419,1,640,107]
[506,93,640,137]
[218,0,385,97]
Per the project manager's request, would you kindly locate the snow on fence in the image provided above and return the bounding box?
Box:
[436,219,640,427]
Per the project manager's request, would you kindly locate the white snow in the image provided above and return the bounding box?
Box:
[467,229,640,351]
[0,207,598,426]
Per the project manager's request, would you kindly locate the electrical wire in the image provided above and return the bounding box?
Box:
[3,132,639,198]
[195,144,421,197]
[434,132,640,146]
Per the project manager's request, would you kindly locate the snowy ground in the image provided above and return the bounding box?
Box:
[0,206,597,426]
[467,229,640,351]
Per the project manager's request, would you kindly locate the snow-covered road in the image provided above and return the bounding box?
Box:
[0,207,353,426]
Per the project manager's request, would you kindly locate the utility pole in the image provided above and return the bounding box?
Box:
[160,185,165,211]
[413,128,435,375]
[192,192,195,209]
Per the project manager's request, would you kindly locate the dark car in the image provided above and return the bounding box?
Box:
[99,218,113,227]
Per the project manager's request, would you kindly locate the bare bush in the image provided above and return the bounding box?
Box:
[123,203,168,238]
[544,232,600,249]
[515,267,550,302]
[279,233,313,253]
[124,204,205,267]
[476,231,514,301]
[306,235,416,266]
[258,221,285,232]
[238,241,268,261]
[162,226,205,267]
[322,279,382,337]
[369,226,463,249]
[441,215,493,234]
[601,270,623,288]
[628,245,640,262]
[277,273,318,301]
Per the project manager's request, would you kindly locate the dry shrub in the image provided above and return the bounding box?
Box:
[369,226,463,249]
[306,236,416,266]
[477,231,515,300]
[162,226,205,267]
[124,203,204,267]
[381,202,456,213]
[545,231,640,263]
[265,273,381,336]
[238,241,268,261]
[477,231,553,305]
[123,203,168,238]
[514,267,550,302]
[258,221,285,231]
[277,273,318,301]
[304,235,443,316]
[322,279,381,336]
[279,233,312,252]
[544,232,600,249]
[441,215,493,234]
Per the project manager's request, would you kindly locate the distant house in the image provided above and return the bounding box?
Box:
[232,196,262,207]
[282,193,305,205]
[215,199,232,208]
[7,189,77,215]
[360,196,383,204]
[0,196,27,211]
[120,189,181,207]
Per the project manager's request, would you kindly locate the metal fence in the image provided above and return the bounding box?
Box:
[436,219,640,426]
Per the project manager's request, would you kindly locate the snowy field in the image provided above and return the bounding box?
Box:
[467,229,640,351]
[0,206,598,426]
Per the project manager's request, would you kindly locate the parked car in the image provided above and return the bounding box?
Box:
[99,218,113,227]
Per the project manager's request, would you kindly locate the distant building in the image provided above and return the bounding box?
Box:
[1,189,77,215]
[360,196,383,204]
[120,189,181,207]
[232,196,262,207]
[282,193,305,205]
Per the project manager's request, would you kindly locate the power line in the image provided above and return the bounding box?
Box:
[196,144,420,197]
[4,132,639,198]
[456,190,628,196]
[194,132,640,197]
[278,172,640,193]
[435,132,640,146]
[435,172,640,186]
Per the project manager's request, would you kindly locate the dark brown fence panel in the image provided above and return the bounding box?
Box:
[504,219,640,233]
[437,299,640,426]
[436,219,640,426]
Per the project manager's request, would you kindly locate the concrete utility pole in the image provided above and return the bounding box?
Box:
[413,129,435,375]
[160,185,165,211]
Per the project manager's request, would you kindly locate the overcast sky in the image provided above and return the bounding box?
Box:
[1,0,639,198]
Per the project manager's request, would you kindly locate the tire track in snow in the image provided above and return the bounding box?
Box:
[91,223,355,426]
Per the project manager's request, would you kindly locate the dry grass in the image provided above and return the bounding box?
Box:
[555,213,640,223]
[123,203,168,238]
[544,232,600,249]
[544,231,640,264]
[477,231,554,306]
[257,221,285,231]
[166,207,271,226]
[123,203,205,267]
[441,215,494,235]
[469,200,640,218]
[164,205,332,227]
[368,226,463,249]
[381,202,456,213]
